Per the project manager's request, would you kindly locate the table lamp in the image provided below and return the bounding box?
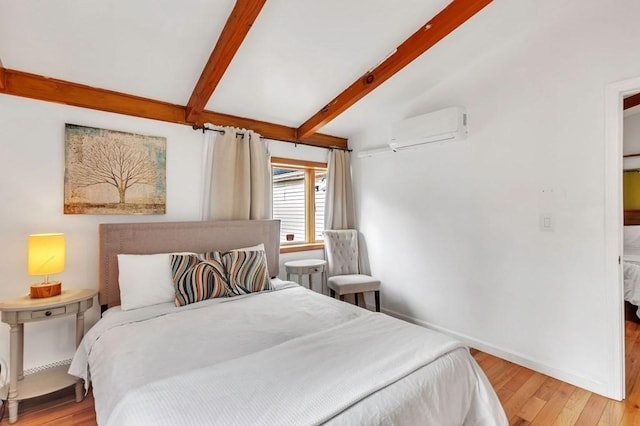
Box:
[28,233,65,298]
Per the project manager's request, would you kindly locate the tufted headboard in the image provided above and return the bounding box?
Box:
[99,220,280,308]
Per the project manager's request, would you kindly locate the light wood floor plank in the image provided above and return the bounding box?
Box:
[597,399,625,426]
[517,395,547,422]
[575,394,608,425]
[530,381,577,425]
[505,373,548,423]
[535,376,563,401]
[551,387,592,426]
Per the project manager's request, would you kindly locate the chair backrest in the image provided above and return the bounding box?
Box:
[323,229,359,276]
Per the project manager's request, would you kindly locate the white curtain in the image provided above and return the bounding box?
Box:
[324,149,355,230]
[201,125,272,221]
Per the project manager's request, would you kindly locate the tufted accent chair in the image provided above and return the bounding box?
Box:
[323,229,380,312]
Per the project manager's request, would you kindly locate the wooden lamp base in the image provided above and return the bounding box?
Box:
[30,282,62,298]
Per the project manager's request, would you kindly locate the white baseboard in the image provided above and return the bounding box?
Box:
[367,303,614,399]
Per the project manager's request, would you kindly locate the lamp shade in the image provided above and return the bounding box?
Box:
[28,233,65,276]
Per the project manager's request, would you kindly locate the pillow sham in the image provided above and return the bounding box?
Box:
[222,250,272,296]
[171,253,228,306]
[117,253,193,311]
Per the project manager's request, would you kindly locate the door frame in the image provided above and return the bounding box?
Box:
[604,76,640,401]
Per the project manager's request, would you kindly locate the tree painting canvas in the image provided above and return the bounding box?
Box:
[64,124,166,214]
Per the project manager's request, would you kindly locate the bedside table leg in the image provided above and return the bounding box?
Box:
[74,312,85,403]
[8,323,19,423]
[17,324,24,381]
[8,399,18,424]
[75,380,84,402]
[75,312,85,347]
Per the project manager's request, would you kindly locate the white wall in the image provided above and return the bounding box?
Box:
[350,0,640,398]
[0,95,327,371]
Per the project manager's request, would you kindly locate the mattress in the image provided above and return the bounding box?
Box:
[70,282,506,425]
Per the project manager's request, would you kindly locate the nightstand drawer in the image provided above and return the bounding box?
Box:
[20,306,67,321]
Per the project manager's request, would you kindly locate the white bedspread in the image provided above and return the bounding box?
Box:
[625,261,640,318]
[70,285,506,425]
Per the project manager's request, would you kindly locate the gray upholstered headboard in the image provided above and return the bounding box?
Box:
[99,220,281,308]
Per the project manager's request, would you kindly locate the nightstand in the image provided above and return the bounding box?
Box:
[284,259,327,294]
[0,288,97,424]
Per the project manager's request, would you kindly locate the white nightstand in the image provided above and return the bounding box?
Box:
[284,259,327,294]
[0,288,97,424]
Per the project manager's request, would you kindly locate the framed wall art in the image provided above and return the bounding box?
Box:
[64,124,166,215]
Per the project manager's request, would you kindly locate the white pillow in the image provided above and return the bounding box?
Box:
[117,253,193,311]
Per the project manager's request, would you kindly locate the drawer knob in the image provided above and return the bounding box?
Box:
[45,311,52,317]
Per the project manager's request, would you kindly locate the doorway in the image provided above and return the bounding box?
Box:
[621,92,640,401]
[604,76,640,401]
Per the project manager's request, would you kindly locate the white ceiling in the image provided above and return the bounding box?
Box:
[0,0,555,139]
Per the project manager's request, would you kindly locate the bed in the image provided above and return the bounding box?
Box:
[625,227,640,322]
[69,220,507,425]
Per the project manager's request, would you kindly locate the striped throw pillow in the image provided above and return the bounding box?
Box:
[170,253,227,306]
[222,250,271,296]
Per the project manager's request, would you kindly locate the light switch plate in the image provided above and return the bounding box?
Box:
[540,213,554,232]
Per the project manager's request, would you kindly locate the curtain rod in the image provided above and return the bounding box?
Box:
[192,125,351,152]
[192,125,260,139]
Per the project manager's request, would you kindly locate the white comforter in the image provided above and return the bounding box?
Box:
[625,261,640,318]
[70,284,506,425]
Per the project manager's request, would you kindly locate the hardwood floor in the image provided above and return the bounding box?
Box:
[3,321,640,425]
[472,320,640,425]
[0,387,95,425]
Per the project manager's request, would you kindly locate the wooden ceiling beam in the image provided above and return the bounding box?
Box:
[0,66,6,91]
[0,68,347,149]
[625,92,640,110]
[297,0,493,140]
[185,0,266,123]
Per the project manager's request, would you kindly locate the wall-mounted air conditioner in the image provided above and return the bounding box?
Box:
[389,106,467,151]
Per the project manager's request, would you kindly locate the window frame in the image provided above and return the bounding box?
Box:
[271,156,327,253]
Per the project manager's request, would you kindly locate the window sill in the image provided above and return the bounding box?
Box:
[280,242,324,254]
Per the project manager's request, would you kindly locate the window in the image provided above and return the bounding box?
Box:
[271,157,327,252]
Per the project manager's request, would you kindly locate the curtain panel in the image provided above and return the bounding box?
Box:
[201,125,272,221]
[324,149,355,230]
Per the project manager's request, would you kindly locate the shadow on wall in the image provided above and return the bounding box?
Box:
[355,232,379,310]
[358,232,373,275]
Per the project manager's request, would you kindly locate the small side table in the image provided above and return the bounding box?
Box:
[0,288,97,424]
[285,259,327,294]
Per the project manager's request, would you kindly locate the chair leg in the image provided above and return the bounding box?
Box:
[354,293,359,307]
[374,291,380,312]
[330,289,335,298]
[340,295,345,302]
